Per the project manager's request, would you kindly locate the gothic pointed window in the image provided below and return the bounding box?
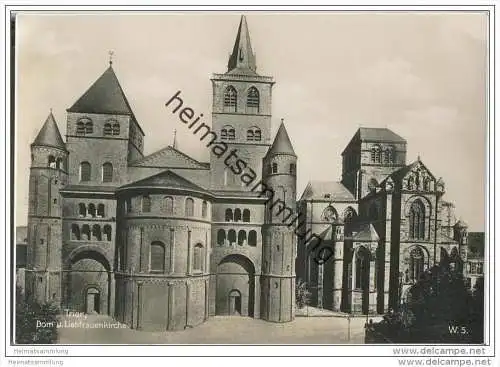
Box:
[81,224,91,241]
[409,199,425,240]
[247,87,260,113]
[48,155,56,168]
[88,203,96,218]
[104,123,112,136]
[80,162,91,182]
[102,162,113,183]
[409,247,425,282]
[223,86,237,112]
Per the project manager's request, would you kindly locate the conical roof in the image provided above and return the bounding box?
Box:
[227,15,257,74]
[67,65,134,115]
[32,112,66,150]
[266,121,296,157]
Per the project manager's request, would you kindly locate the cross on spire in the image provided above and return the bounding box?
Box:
[108,50,114,66]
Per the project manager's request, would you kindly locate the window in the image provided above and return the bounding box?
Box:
[71,224,80,240]
[78,203,86,217]
[112,122,120,135]
[103,225,112,241]
[234,208,242,222]
[126,198,132,213]
[228,229,236,245]
[88,203,96,218]
[221,129,228,140]
[254,129,261,141]
[80,162,91,182]
[409,200,425,240]
[243,209,250,222]
[142,195,151,213]
[384,146,395,164]
[85,120,93,134]
[97,204,105,218]
[82,225,91,241]
[225,208,233,222]
[247,87,260,113]
[193,244,204,271]
[202,201,208,218]
[92,225,102,241]
[228,129,235,140]
[104,123,112,136]
[163,196,174,215]
[185,198,194,217]
[223,86,237,112]
[409,247,425,282]
[102,162,113,183]
[56,157,63,170]
[248,230,257,246]
[150,242,165,272]
[238,230,247,246]
[247,130,254,141]
[290,163,296,175]
[247,128,261,141]
[423,178,431,191]
[355,247,369,290]
[272,163,278,174]
[48,155,56,168]
[76,121,85,135]
[371,145,382,163]
[217,229,226,246]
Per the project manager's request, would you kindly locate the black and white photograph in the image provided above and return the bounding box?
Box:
[2,4,496,366]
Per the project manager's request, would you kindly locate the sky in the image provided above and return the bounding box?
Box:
[15,12,488,231]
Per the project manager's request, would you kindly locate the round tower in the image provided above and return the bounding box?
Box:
[260,120,297,322]
[26,112,68,305]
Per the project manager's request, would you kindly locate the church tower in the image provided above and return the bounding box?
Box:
[260,121,297,322]
[26,112,68,304]
[210,15,275,191]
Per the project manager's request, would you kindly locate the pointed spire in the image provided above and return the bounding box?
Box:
[172,129,177,149]
[227,15,257,74]
[32,111,66,150]
[266,119,296,157]
[67,65,134,116]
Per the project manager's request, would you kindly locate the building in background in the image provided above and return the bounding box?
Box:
[465,232,484,290]
[15,226,28,294]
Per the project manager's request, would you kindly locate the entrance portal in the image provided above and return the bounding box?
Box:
[86,287,100,314]
[228,290,242,315]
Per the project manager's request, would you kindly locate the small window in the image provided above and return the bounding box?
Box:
[80,162,91,182]
[104,123,112,136]
[112,122,120,135]
[85,120,93,134]
[76,122,85,135]
[238,230,247,246]
[163,196,174,215]
[228,230,236,245]
[243,209,250,222]
[71,224,80,241]
[225,208,233,222]
[92,224,102,241]
[228,129,235,140]
[185,198,194,217]
[234,208,242,222]
[102,162,113,183]
[48,156,56,168]
[88,203,96,218]
[247,130,254,141]
[103,225,112,241]
[78,203,86,217]
[254,129,261,141]
[248,230,257,246]
[150,241,165,272]
[97,204,105,218]
[217,229,226,246]
[221,129,228,140]
[82,225,91,241]
[193,244,204,271]
[290,163,296,175]
[142,195,151,213]
[202,201,208,218]
[272,163,278,174]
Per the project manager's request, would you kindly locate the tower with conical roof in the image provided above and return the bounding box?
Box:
[26,112,68,304]
[260,121,297,322]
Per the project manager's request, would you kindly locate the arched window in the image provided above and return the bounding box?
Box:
[272,163,278,174]
[102,162,113,183]
[247,87,260,113]
[217,229,226,246]
[247,130,254,141]
[407,176,415,190]
[76,121,85,135]
[71,224,80,240]
[97,204,105,218]
[193,244,204,271]
[228,229,236,245]
[234,208,242,222]
[290,163,296,175]
[103,225,112,241]
[88,203,96,218]
[56,157,63,170]
[384,146,395,164]
[248,230,257,246]
[344,207,357,238]
[163,196,174,215]
[423,178,431,191]
[254,129,261,141]
[371,145,382,163]
[81,225,91,241]
[221,129,228,140]
[355,247,369,290]
[78,203,86,217]
[104,123,112,136]
[112,122,120,135]
[142,195,151,213]
[80,162,91,182]
[47,155,56,168]
[150,241,165,272]
[238,230,247,245]
[223,86,237,112]
[92,224,102,241]
[243,209,250,222]
[228,128,236,140]
[225,208,233,222]
[202,201,208,218]
[409,200,425,240]
[85,120,93,134]
[185,198,194,217]
[409,247,425,282]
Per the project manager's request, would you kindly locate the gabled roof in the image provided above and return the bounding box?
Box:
[380,158,436,185]
[121,169,209,194]
[352,223,380,242]
[32,112,66,150]
[227,15,257,74]
[67,66,135,116]
[131,145,210,169]
[300,181,355,201]
[266,121,296,157]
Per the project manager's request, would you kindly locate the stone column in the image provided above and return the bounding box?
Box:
[109,271,115,317]
[254,274,261,318]
[332,232,344,312]
[187,228,192,275]
[369,258,377,313]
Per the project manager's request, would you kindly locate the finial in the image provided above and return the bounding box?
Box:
[108,50,114,66]
[417,155,421,161]
[49,108,52,114]
[172,129,177,149]
[281,118,284,124]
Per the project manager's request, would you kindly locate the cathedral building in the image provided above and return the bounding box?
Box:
[25,15,296,331]
[296,128,469,314]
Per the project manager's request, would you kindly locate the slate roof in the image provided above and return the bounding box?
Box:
[351,223,380,242]
[227,15,257,74]
[266,121,296,157]
[121,169,210,194]
[131,145,210,169]
[357,127,406,143]
[32,112,66,150]
[300,181,355,201]
[67,66,135,116]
